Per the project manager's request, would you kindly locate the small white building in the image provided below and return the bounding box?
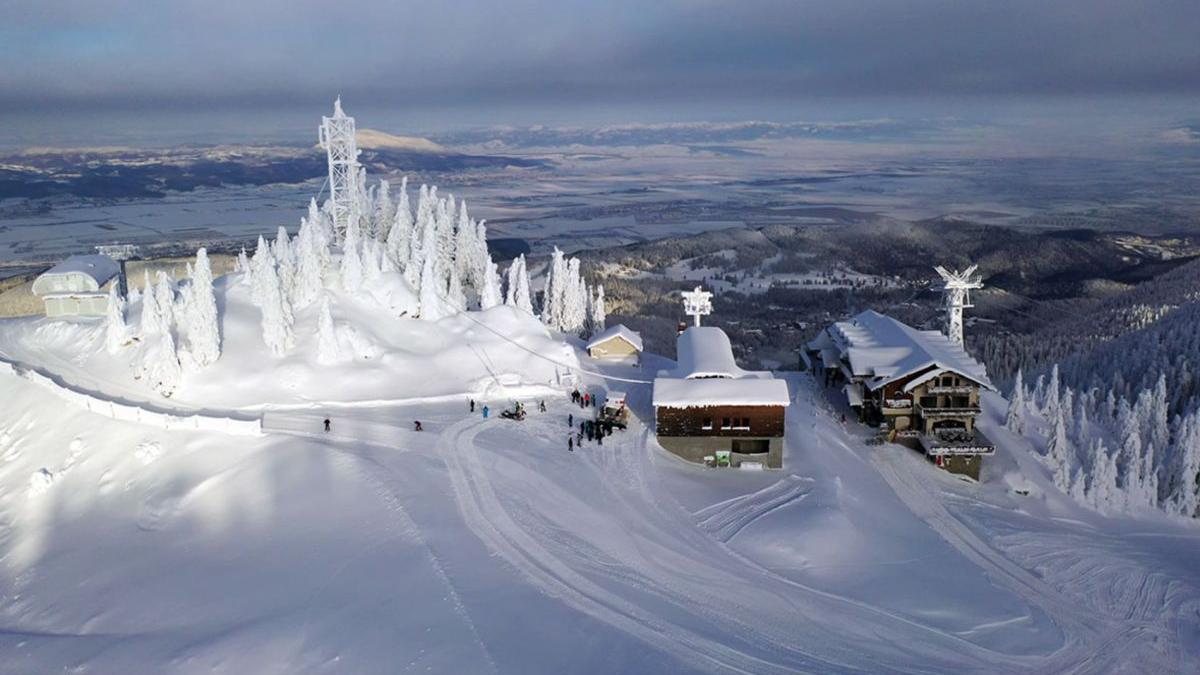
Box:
[32,255,120,318]
[586,324,644,362]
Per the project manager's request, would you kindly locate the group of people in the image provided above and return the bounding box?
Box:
[570,388,599,409]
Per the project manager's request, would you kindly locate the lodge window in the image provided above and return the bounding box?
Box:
[721,417,732,430]
[732,417,750,430]
[941,375,954,386]
[920,396,937,408]
[701,417,713,430]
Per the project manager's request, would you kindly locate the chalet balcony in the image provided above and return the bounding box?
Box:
[916,403,981,417]
[881,399,913,414]
[925,385,975,395]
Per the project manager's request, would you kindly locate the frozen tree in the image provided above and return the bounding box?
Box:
[316,294,341,365]
[138,329,182,397]
[1043,364,1061,418]
[274,226,297,305]
[386,177,413,272]
[542,248,567,328]
[418,213,444,321]
[248,236,272,305]
[371,180,394,241]
[455,202,477,285]
[361,238,383,282]
[293,213,329,309]
[408,184,433,286]
[435,194,456,283]
[235,247,250,275]
[1168,411,1200,517]
[1005,369,1028,435]
[446,265,467,313]
[104,285,127,353]
[589,284,607,335]
[512,255,533,314]
[258,257,294,357]
[340,215,364,293]
[1085,439,1120,512]
[1046,404,1074,492]
[480,258,504,310]
[139,271,162,336]
[154,272,175,330]
[474,219,491,292]
[184,248,220,367]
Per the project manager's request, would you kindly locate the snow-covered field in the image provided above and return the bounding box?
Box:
[1,278,1199,673]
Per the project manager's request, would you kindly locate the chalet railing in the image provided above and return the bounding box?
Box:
[916,403,981,417]
[925,385,975,395]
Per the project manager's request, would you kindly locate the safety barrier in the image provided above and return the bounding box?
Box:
[0,357,261,436]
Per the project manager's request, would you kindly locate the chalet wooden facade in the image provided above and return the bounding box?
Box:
[586,324,643,362]
[804,310,996,480]
[653,327,790,469]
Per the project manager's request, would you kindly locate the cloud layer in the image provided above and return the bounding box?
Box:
[3,0,1199,111]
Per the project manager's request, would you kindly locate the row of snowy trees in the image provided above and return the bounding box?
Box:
[541,247,605,336]
[104,249,222,397]
[1006,365,1200,518]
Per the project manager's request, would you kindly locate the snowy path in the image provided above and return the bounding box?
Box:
[872,434,1192,673]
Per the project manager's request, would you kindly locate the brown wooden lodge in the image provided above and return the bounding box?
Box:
[653,327,790,469]
[804,310,996,480]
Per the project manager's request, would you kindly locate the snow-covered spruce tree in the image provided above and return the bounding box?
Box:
[513,255,533,314]
[154,272,175,330]
[235,247,250,275]
[274,226,297,306]
[293,214,328,310]
[1168,410,1200,517]
[340,215,364,293]
[589,284,607,335]
[184,248,220,368]
[316,294,341,365]
[258,256,294,357]
[408,184,433,286]
[1085,439,1121,512]
[418,212,444,321]
[446,265,467,313]
[542,248,567,328]
[454,202,477,286]
[139,271,161,336]
[1046,403,1074,491]
[386,177,413,272]
[1043,364,1061,419]
[474,219,491,294]
[371,180,393,241]
[1005,369,1027,435]
[480,258,504,310]
[249,236,272,305]
[141,328,182,397]
[104,285,127,353]
[434,194,456,286]
[361,238,383,283]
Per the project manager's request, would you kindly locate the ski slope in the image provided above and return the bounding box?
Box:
[2,319,1199,672]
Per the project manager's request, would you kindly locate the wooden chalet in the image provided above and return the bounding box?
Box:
[804,310,996,479]
[653,326,790,469]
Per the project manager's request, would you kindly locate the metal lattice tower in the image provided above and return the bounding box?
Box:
[934,264,983,347]
[681,286,714,327]
[318,96,360,241]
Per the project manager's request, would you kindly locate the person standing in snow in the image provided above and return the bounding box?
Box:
[568,436,574,452]
[483,405,489,418]
[568,413,574,427]
[324,418,330,432]
[470,399,475,413]
[414,421,423,431]
[539,400,546,413]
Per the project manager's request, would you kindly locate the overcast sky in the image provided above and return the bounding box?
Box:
[3,0,1199,113]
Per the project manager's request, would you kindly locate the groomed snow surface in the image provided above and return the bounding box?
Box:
[1,289,1199,672]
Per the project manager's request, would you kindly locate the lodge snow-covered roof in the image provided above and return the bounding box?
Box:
[586,323,643,352]
[825,310,994,391]
[653,326,790,408]
[653,377,791,408]
[34,255,119,291]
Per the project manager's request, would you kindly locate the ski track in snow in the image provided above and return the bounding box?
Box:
[872,448,1185,673]
[692,474,814,543]
[253,393,1200,673]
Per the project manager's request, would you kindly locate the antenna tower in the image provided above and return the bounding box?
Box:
[318,96,360,242]
[934,264,983,347]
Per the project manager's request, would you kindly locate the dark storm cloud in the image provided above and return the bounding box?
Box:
[2,0,1198,111]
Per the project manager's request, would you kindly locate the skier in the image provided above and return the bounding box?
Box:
[414,421,423,431]
[539,400,547,413]
[586,425,594,442]
[583,393,590,407]
[568,436,574,452]
[569,413,574,427]
[323,418,331,432]
[470,399,475,413]
[482,405,490,419]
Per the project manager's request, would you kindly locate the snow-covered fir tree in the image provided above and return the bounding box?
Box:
[1005,369,1027,435]
[418,210,444,321]
[316,294,341,365]
[258,255,294,357]
[104,285,126,353]
[480,258,504,310]
[589,284,607,336]
[154,272,175,330]
[183,248,220,368]
[386,177,413,271]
